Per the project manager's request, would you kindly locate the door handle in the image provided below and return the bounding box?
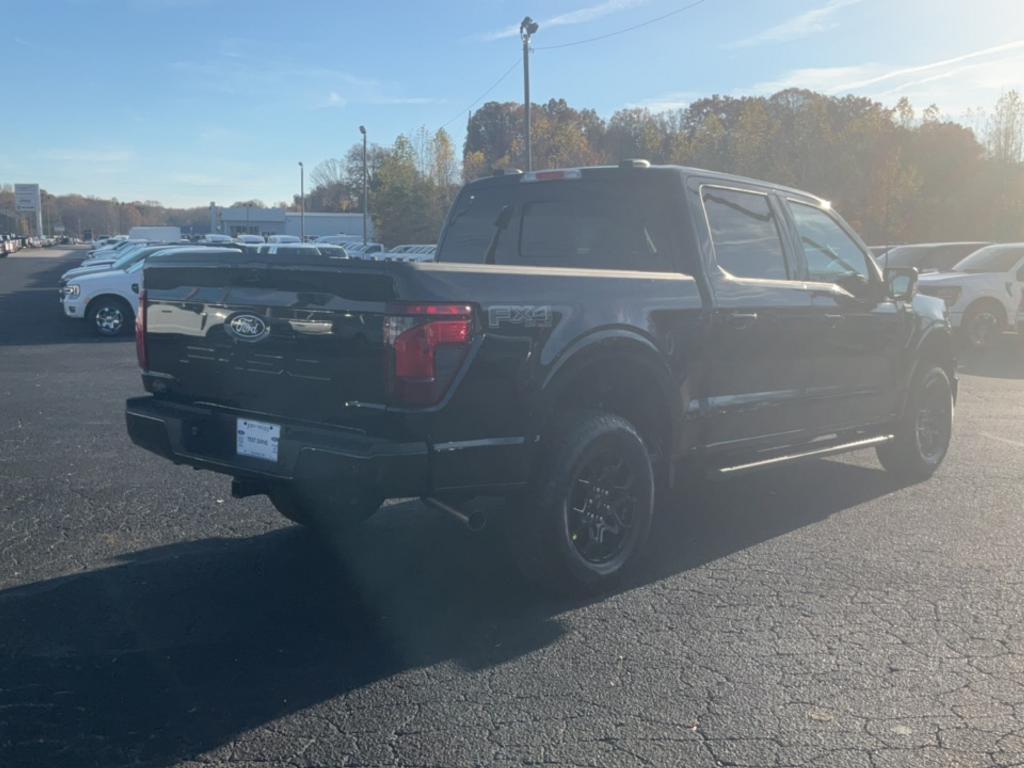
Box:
[728,312,759,330]
[824,313,843,327]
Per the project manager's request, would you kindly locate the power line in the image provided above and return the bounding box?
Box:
[438,0,708,130]
[534,0,708,50]
[440,57,522,130]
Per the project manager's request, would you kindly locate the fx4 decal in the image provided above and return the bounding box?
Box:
[488,305,554,328]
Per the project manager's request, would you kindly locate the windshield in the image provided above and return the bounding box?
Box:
[953,245,1024,273]
[111,247,151,269]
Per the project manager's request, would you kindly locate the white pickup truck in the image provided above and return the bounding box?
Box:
[918,243,1024,346]
[61,244,245,336]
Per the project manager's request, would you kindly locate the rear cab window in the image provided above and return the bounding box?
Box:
[437,172,685,274]
[701,186,789,280]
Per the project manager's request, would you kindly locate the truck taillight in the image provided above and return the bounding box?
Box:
[384,303,474,406]
[135,290,148,370]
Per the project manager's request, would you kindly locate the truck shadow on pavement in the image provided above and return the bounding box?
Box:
[0,254,132,347]
[0,458,893,768]
[956,335,1024,379]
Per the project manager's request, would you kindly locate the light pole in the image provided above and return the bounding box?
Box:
[359,125,368,245]
[520,16,539,171]
[298,161,305,240]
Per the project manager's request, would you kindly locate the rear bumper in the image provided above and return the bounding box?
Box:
[125,396,529,498]
[126,396,430,497]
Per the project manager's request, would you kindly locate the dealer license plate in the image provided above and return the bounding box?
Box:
[236,418,280,462]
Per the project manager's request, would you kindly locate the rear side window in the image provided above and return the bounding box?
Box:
[438,176,679,273]
[702,187,788,280]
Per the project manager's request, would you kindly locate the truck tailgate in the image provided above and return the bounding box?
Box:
[142,256,402,427]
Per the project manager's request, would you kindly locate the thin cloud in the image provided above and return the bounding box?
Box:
[483,0,649,41]
[727,0,862,49]
[748,39,1024,116]
[833,38,1024,91]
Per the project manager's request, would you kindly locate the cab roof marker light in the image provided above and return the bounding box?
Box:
[521,169,583,183]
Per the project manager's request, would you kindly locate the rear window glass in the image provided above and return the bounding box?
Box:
[438,176,680,273]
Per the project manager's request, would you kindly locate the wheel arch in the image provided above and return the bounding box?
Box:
[904,325,957,412]
[963,295,1009,326]
[536,329,684,484]
[85,292,134,317]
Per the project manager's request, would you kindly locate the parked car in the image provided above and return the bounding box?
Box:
[126,162,956,594]
[250,243,350,259]
[880,242,992,273]
[386,244,437,259]
[266,234,302,244]
[75,241,152,272]
[344,241,385,256]
[235,234,265,244]
[918,243,1024,347]
[59,244,173,296]
[62,244,240,336]
[315,234,361,245]
[84,238,145,261]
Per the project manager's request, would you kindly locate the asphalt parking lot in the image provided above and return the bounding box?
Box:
[3,248,1024,768]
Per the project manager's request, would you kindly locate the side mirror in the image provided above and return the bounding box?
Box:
[884,267,917,301]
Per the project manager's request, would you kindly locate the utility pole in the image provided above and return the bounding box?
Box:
[520,16,539,171]
[298,162,305,240]
[359,125,368,245]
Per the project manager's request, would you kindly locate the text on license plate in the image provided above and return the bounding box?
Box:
[236,418,280,462]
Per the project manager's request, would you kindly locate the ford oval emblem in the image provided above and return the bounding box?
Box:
[227,313,269,342]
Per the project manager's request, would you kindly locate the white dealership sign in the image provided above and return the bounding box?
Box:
[14,183,40,213]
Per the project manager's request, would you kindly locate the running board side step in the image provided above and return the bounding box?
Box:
[710,434,894,478]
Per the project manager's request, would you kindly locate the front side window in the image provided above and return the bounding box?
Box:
[789,202,870,283]
[702,187,788,280]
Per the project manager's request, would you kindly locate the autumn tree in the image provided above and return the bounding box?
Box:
[987,90,1024,165]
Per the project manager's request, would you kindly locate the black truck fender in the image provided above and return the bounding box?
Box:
[531,328,685,486]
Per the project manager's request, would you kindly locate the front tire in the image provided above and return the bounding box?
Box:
[961,301,1004,348]
[87,296,133,337]
[877,365,953,482]
[517,411,655,595]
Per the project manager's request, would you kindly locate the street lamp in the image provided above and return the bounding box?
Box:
[359,125,368,246]
[298,161,305,241]
[520,16,539,171]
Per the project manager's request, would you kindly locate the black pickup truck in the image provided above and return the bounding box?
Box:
[126,162,956,592]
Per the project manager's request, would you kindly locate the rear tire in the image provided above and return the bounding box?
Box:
[87,296,133,337]
[876,365,953,483]
[515,411,655,595]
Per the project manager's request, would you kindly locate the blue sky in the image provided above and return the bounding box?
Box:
[4,0,1023,207]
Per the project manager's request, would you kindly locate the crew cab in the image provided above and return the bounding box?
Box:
[918,243,1024,347]
[63,245,240,336]
[126,164,957,593]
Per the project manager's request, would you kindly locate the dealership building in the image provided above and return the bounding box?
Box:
[209,204,373,240]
